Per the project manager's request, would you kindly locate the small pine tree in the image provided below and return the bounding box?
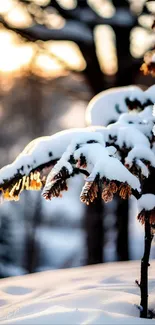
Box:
[0,84,155,317]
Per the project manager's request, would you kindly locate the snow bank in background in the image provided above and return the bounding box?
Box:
[0,261,154,324]
[138,194,155,213]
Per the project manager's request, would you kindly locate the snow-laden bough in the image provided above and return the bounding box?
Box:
[0,85,155,213]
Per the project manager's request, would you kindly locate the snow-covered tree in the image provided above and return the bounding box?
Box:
[0,84,155,318]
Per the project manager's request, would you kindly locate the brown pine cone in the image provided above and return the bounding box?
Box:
[119,183,132,200]
[109,181,118,194]
[42,178,68,200]
[80,180,98,205]
[102,185,113,203]
[137,210,155,228]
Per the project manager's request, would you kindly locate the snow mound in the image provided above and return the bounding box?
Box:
[0,261,154,324]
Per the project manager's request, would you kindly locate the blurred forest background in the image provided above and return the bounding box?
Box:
[0,0,155,278]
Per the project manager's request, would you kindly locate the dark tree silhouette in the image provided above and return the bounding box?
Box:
[0,216,15,277]
[0,0,143,93]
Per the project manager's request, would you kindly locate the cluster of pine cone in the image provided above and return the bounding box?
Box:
[138,209,155,228]
[80,177,132,205]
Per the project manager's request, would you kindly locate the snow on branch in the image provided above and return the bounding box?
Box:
[86,85,155,127]
[137,194,155,226]
[0,128,103,201]
[42,140,141,204]
[0,85,155,210]
[42,131,104,200]
[74,143,140,204]
[138,194,155,213]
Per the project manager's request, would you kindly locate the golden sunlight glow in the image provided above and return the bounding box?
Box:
[94,25,118,76]
[44,8,65,29]
[34,53,67,78]
[130,27,155,58]
[0,0,14,14]
[146,1,155,14]
[138,14,154,29]
[0,29,17,45]
[0,30,34,74]
[56,0,77,10]
[27,3,45,25]
[28,0,50,5]
[46,41,86,71]
[0,30,83,78]
[88,0,115,18]
[128,0,146,15]
[5,3,33,28]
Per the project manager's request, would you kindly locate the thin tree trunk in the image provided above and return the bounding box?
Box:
[84,196,104,264]
[140,212,153,318]
[24,193,42,273]
[24,75,44,273]
[79,42,105,94]
[116,197,129,261]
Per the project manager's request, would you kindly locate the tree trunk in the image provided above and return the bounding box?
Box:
[24,75,44,273]
[140,212,153,318]
[78,42,105,94]
[84,196,104,264]
[116,197,129,261]
[24,193,42,273]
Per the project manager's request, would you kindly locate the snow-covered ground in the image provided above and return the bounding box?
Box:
[0,261,154,324]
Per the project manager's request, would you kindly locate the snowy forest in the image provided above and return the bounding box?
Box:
[0,0,155,323]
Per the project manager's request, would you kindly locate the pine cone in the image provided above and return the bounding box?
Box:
[42,166,70,200]
[80,180,98,205]
[119,183,132,200]
[42,178,68,200]
[137,210,155,228]
[109,181,118,194]
[102,185,113,203]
